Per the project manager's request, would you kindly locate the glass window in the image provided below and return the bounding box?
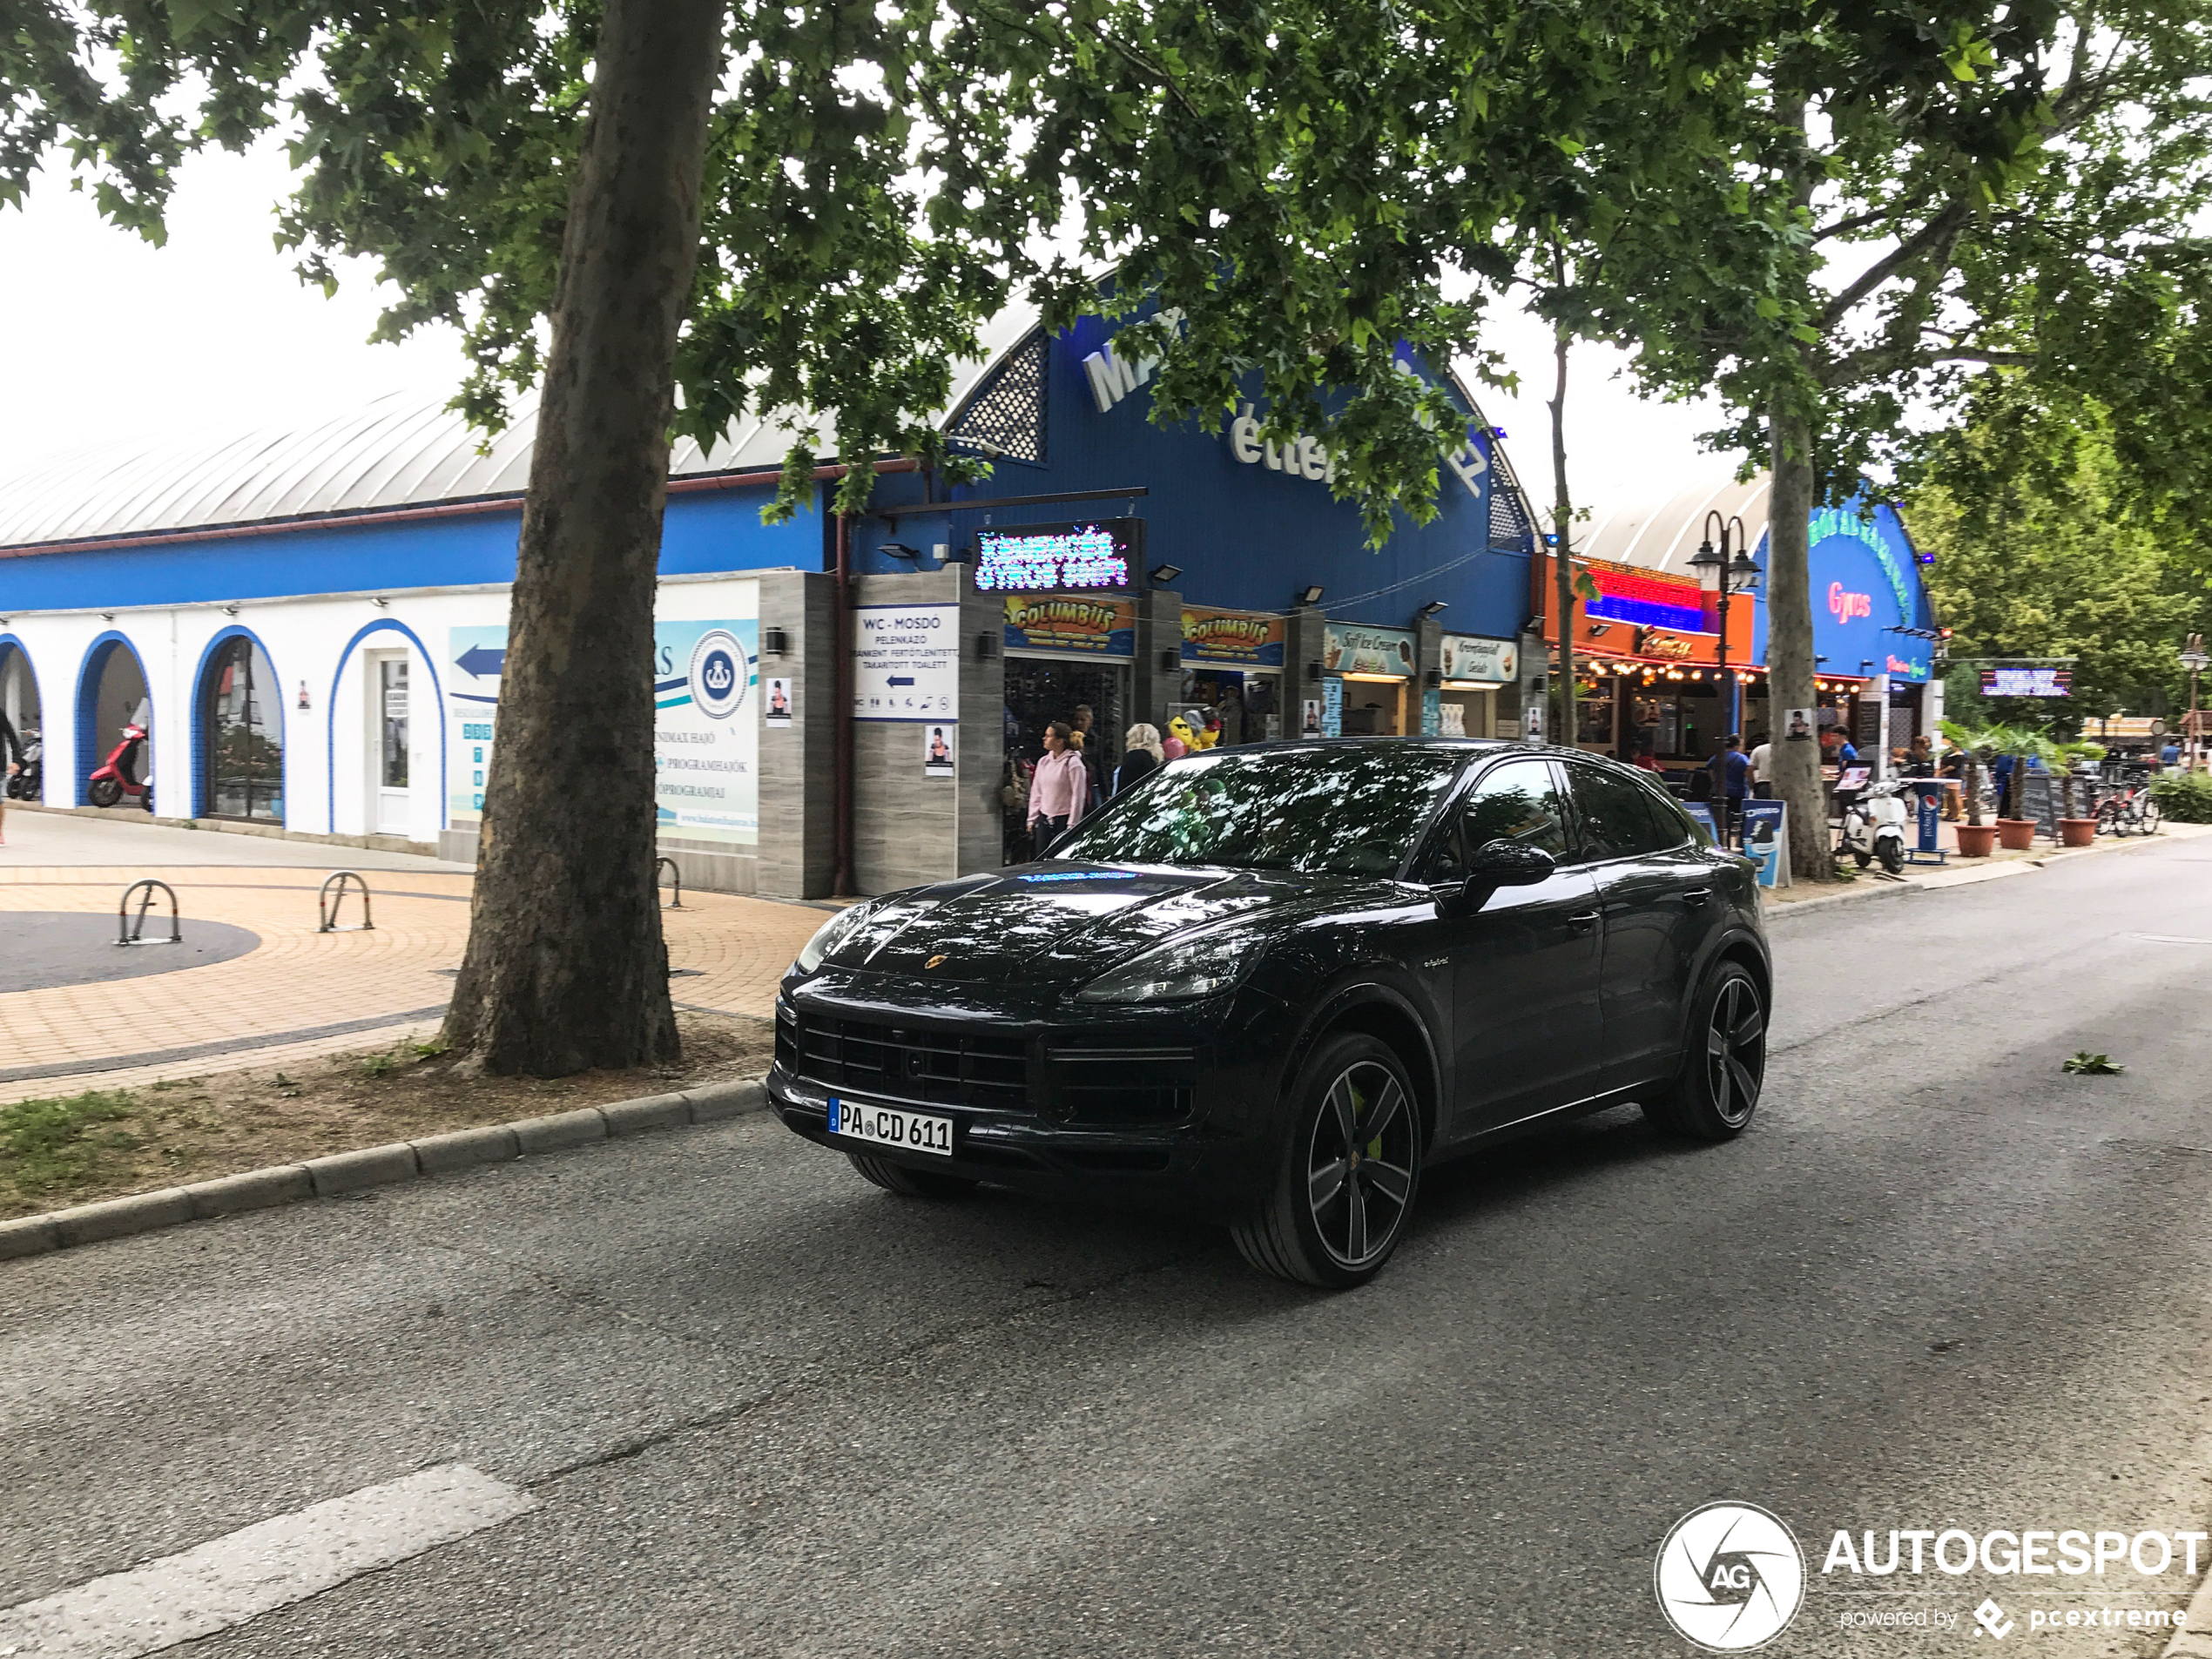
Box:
[1432,760,1568,880]
[1049,745,1465,877]
[380,659,409,788]
[203,637,284,821]
[1565,761,1683,861]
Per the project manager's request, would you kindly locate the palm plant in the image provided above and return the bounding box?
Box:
[1939,719,2030,827]
[2053,741,2107,821]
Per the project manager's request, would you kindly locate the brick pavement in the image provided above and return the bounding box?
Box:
[0,867,826,1103]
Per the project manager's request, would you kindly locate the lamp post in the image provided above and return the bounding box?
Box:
[1688,512,1762,738]
[2182,633,2209,772]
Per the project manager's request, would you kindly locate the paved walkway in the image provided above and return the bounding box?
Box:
[0,857,826,1103]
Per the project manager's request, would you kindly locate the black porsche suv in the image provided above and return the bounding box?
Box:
[768,739,1770,1288]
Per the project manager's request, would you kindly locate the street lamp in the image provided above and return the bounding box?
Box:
[1687,512,1761,738]
[2182,633,2209,771]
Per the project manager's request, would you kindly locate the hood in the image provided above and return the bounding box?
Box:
[824,863,1383,988]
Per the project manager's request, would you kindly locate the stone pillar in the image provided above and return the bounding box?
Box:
[1285,604,1329,737]
[1131,586,1184,734]
[956,564,1007,876]
[754,570,835,899]
[1415,616,1444,736]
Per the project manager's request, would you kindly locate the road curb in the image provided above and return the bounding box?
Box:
[0,1076,767,1264]
[1763,823,2201,922]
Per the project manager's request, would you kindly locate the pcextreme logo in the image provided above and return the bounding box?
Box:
[1654,1502,1807,1652]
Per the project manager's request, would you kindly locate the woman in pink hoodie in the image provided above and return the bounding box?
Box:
[1027,722,1089,855]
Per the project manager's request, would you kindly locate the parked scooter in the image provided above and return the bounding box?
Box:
[3,728,37,799]
[1838,777,1908,873]
[87,720,152,810]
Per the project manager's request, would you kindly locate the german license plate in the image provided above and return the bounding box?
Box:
[826,1098,954,1157]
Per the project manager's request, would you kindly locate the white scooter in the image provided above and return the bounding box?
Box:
[1838,778,1909,873]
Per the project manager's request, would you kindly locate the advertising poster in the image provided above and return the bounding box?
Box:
[765,678,792,727]
[1782,707,1817,742]
[853,603,959,720]
[1321,677,1345,736]
[922,723,956,778]
[1300,698,1323,738]
[1003,595,1136,658]
[446,617,760,845]
[1181,608,1286,668]
[1738,799,1789,887]
[1683,801,1720,846]
[1323,624,1417,678]
[1421,688,1442,736]
[1439,634,1518,684]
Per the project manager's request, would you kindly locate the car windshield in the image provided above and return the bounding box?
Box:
[1049,745,1467,876]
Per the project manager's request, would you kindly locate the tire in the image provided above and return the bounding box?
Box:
[2141,797,2163,834]
[844,1149,981,1200]
[1231,1033,1423,1290]
[1878,840,1905,874]
[1641,962,1767,1142]
[2095,801,2120,837]
[87,778,121,808]
[1851,846,1871,868]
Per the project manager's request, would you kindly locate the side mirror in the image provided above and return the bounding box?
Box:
[1465,839,1556,887]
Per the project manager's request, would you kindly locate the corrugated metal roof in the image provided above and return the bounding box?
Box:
[0,305,1039,550]
[1580,473,1773,575]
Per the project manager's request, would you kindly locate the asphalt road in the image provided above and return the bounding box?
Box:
[7,836,2212,1657]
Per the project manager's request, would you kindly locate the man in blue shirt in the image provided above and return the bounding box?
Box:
[1709,734,1751,846]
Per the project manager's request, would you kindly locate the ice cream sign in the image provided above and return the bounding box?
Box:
[1325,624,1417,678]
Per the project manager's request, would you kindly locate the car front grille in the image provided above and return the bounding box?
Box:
[779,1010,1030,1109]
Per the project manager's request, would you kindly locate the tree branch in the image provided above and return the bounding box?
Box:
[1816,198,1970,333]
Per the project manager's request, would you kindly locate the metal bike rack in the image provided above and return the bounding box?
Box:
[317,871,375,933]
[656,856,684,909]
[116,879,183,947]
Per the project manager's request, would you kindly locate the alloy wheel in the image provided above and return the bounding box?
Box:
[1305,1061,1416,1270]
[1704,978,1766,1128]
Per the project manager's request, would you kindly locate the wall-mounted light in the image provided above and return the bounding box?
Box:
[1295,584,1325,607]
[1158,648,1181,671]
[222,604,239,617]
[1424,668,1442,688]
[762,627,790,657]
[1305,659,1323,683]
[1148,563,1184,585]
[974,631,998,662]
[1418,599,1448,619]
[880,543,921,562]
[372,596,389,609]
[101,613,114,623]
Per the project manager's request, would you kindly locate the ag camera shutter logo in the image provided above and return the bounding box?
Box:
[688,630,747,721]
[1655,1502,1805,1651]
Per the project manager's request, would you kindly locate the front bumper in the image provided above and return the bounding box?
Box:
[766,969,1292,1210]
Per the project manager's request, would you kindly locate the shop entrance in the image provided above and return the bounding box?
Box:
[368,651,411,836]
[1003,656,1125,862]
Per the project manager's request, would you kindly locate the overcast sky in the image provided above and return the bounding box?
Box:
[0,136,1749,522]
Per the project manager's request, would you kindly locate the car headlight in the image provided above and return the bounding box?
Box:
[793,902,878,974]
[1075,928,1260,1004]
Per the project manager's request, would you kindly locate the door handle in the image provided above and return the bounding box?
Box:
[1678,889,1711,907]
[1567,910,1601,932]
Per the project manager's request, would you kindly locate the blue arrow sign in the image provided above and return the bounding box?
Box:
[456,644,506,679]
[887,676,915,686]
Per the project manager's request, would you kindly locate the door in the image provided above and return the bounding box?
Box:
[1561,759,1716,1091]
[1427,757,1605,1136]
[370,653,410,835]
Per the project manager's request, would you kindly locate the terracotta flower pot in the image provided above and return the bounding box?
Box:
[2058,817,2098,847]
[1996,818,2038,851]
[1956,823,1999,858]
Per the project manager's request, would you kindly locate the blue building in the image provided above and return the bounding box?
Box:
[0,307,1541,895]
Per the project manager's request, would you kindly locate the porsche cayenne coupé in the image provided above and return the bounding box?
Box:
[768,739,1771,1288]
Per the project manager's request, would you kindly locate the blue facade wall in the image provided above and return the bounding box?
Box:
[1750,497,1938,683]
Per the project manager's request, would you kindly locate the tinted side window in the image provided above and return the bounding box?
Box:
[1433,760,1569,880]
[1566,763,1679,861]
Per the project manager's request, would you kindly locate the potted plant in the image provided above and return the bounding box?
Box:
[1986,722,2044,849]
[2054,739,2107,846]
[1940,719,2008,856]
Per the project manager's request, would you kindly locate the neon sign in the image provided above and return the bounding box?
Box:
[1827,583,1873,623]
[974,519,1140,591]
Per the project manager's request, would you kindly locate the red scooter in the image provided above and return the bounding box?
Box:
[87,719,152,810]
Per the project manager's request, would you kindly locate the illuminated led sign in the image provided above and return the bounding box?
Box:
[1584,565,1714,635]
[973,519,1143,592]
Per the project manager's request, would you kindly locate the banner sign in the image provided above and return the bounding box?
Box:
[1182,607,1285,667]
[1440,633,1517,683]
[1737,799,1788,887]
[853,603,960,720]
[1003,594,1136,658]
[1980,665,2073,698]
[974,519,1142,592]
[1325,624,1417,678]
[448,617,761,846]
[1584,564,1716,635]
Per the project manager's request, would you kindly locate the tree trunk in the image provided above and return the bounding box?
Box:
[1548,317,1577,748]
[1766,401,1831,881]
[442,0,725,1076]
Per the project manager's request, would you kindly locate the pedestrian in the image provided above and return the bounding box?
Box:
[1747,732,1774,799]
[1708,733,1750,846]
[1069,704,1107,804]
[1028,722,1088,854]
[2161,736,2182,768]
[1939,739,1966,819]
[1116,724,1164,794]
[1907,733,1933,776]
[0,705,16,846]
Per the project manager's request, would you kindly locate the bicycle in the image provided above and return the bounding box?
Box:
[2095,779,2162,837]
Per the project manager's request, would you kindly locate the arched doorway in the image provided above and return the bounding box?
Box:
[78,635,151,807]
[200,634,284,821]
[0,641,39,799]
